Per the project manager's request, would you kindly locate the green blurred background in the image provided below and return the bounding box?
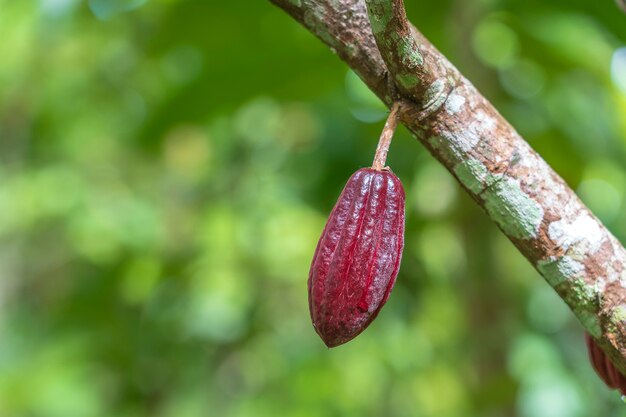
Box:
[2,0,626,416]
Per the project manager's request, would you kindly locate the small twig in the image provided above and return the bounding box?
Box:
[372,102,401,170]
[364,0,450,104]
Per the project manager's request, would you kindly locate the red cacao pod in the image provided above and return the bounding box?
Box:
[585,332,626,395]
[308,168,405,347]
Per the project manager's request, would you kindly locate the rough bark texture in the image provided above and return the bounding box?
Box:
[270,0,626,373]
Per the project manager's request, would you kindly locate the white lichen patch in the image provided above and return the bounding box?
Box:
[428,130,477,164]
[604,263,620,284]
[444,92,466,115]
[428,95,498,163]
[427,135,451,157]
[536,256,603,337]
[448,110,497,153]
[423,79,447,111]
[537,256,585,287]
[512,144,579,221]
[473,110,497,131]
[455,129,480,153]
[548,213,605,255]
[483,176,544,239]
[453,159,488,194]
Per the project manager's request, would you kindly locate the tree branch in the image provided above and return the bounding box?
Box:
[270,0,626,373]
[364,0,454,105]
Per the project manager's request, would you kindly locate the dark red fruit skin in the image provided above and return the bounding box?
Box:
[585,332,626,395]
[308,168,405,348]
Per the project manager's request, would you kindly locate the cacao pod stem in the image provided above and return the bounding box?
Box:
[372,102,402,171]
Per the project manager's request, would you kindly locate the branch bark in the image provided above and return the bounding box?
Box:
[270,0,626,373]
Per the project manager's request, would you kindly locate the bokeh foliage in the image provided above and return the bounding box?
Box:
[1,0,626,416]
